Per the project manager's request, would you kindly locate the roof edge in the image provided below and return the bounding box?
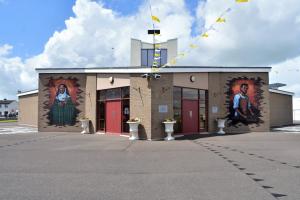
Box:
[269,89,294,96]
[17,89,39,97]
[35,66,271,74]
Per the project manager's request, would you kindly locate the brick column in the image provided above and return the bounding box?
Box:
[130,73,173,140]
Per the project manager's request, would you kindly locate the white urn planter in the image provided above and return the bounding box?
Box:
[127,121,140,140]
[80,119,90,134]
[217,118,226,135]
[163,121,176,141]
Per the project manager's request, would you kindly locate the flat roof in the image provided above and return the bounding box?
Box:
[269,89,294,96]
[0,100,15,104]
[36,66,271,74]
[17,89,39,97]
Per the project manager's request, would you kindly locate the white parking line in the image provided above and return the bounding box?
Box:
[0,126,38,134]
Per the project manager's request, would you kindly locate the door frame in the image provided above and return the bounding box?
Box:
[105,99,122,134]
[96,87,130,134]
[173,86,208,134]
[182,99,199,134]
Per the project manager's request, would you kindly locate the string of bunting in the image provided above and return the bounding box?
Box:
[147,0,253,73]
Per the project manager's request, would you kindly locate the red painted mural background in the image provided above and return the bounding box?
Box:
[229,79,257,108]
[48,79,78,107]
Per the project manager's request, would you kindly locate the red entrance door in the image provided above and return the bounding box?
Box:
[106,100,122,134]
[182,100,199,134]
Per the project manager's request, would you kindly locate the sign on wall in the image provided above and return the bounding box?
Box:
[158,105,168,113]
[226,77,265,127]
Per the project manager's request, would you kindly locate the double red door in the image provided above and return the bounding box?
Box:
[105,100,122,134]
[182,100,199,134]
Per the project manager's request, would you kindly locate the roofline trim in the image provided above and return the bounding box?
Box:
[269,89,294,96]
[36,66,271,74]
[17,90,39,97]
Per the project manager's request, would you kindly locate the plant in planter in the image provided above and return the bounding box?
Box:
[215,117,227,135]
[79,117,90,134]
[162,118,176,141]
[127,118,140,140]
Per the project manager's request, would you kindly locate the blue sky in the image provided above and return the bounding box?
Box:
[0,0,299,101]
[0,0,201,58]
[0,0,76,58]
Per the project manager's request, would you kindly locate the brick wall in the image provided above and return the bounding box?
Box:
[270,92,293,127]
[130,74,152,139]
[85,74,97,133]
[18,93,38,126]
[130,73,173,140]
[150,74,173,140]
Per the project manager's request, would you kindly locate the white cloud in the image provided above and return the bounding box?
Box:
[0,44,13,57]
[0,45,36,100]
[1,0,300,100]
[182,0,300,66]
[31,0,192,68]
[270,55,300,97]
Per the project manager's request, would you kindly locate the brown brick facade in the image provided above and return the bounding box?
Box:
[130,74,173,140]
[18,93,38,127]
[150,74,173,140]
[36,71,271,135]
[270,92,293,127]
[130,74,152,139]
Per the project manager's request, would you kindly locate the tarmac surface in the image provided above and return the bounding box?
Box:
[0,123,300,200]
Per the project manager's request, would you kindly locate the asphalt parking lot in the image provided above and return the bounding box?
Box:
[0,123,299,200]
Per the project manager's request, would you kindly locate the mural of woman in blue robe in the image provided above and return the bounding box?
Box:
[50,84,76,126]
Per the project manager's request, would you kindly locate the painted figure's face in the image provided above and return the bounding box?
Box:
[59,85,66,94]
[240,85,248,95]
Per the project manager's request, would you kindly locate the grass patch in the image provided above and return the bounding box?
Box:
[0,120,17,123]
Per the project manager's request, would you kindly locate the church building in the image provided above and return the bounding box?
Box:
[17,38,293,140]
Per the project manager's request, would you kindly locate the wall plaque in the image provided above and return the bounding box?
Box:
[158,105,168,113]
[212,106,218,113]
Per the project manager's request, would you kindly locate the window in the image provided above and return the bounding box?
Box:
[106,88,121,100]
[182,88,198,100]
[141,49,167,67]
[173,87,182,133]
[199,90,208,131]
[4,104,8,108]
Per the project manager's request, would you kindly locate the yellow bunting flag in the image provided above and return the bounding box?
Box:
[152,15,160,23]
[201,33,209,38]
[154,44,161,48]
[154,53,160,57]
[178,52,185,57]
[190,44,198,49]
[216,17,226,23]
[170,58,177,65]
[236,0,249,3]
[151,68,159,73]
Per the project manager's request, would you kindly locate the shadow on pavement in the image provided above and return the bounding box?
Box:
[175,132,249,140]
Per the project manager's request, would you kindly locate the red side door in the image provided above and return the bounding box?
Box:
[182,100,199,134]
[106,100,122,134]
